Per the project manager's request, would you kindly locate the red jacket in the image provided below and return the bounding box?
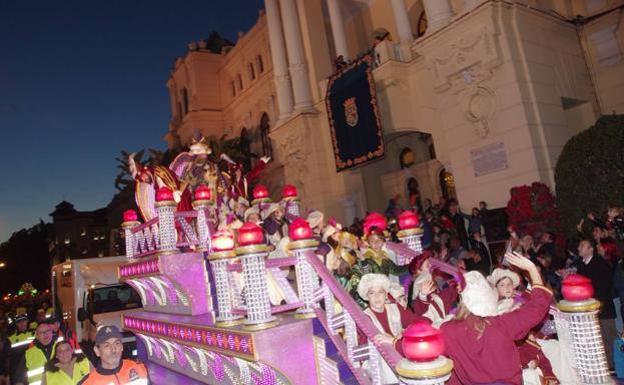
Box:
[441,286,552,385]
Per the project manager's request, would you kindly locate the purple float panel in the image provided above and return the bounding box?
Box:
[124,311,318,385]
[158,252,213,315]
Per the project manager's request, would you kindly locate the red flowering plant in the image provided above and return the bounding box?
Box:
[506,182,564,256]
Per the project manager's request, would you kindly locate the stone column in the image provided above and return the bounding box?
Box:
[279,0,314,112]
[326,0,349,59]
[265,0,294,122]
[422,0,453,32]
[390,0,413,43]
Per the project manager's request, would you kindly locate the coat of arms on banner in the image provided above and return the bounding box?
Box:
[343,97,358,127]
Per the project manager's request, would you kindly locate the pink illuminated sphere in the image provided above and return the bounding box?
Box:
[156,187,174,202]
[562,274,594,302]
[237,222,265,246]
[402,322,445,362]
[398,210,420,230]
[289,218,313,240]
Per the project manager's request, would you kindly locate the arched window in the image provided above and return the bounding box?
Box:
[260,113,272,158]
[248,63,256,80]
[256,55,264,73]
[439,169,457,199]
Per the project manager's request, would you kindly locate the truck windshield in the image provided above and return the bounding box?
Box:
[88,284,141,314]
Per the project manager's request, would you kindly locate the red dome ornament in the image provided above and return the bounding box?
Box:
[402,322,445,362]
[156,187,174,202]
[252,185,270,200]
[211,231,235,252]
[398,210,420,230]
[194,184,212,201]
[123,209,138,222]
[363,212,387,235]
[289,218,313,241]
[282,184,298,200]
[237,222,265,246]
[562,274,594,302]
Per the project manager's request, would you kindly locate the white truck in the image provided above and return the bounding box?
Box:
[51,257,141,357]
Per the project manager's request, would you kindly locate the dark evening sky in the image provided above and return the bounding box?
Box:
[0,0,264,242]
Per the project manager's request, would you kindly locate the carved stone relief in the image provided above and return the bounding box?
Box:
[461,85,496,138]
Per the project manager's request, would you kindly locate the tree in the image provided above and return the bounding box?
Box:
[555,114,624,236]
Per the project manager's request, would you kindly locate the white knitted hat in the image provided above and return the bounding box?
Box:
[321,224,341,242]
[357,273,390,300]
[389,282,405,300]
[461,271,499,317]
[261,203,281,220]
[244,207,261,222]
[306,211,324,229]
[487,268,520,288]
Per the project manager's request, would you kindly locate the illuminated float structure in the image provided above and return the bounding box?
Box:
[115,142,609,384]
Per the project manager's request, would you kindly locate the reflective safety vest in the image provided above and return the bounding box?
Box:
[8,330,35,349]
[25,343,56,385]
[78,360,149,385]
[44,357,90,385]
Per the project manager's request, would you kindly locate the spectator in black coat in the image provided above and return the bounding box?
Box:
[447,199,469,249]
[576,239,616,369]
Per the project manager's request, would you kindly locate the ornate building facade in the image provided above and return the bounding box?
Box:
[165,0,624,224]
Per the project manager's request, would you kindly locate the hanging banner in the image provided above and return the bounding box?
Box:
[326,55,384,172]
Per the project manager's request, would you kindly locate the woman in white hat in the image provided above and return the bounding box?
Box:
[440,252,553,385]
[357,273,428,384]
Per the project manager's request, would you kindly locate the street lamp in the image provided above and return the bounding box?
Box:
[0,262,6,268]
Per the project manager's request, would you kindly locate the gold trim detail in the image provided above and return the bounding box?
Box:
[294,311,317,319]
[281,197,300,203]
[236,244,270,255]
[243,319,279,331]
[557,299,601,313]
[397,228,424,237]
[251,198,271,205]
[208,250,237,260]
[121,221,140,229]
[192,199,214,208]
[288,239,319,250]
[155,200,177,208]
[395,358,454,379]
[215,318,245,327]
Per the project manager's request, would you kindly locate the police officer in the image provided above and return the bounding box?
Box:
[13,322,56,385]
[8,314,34,350]
[78,325,149,385]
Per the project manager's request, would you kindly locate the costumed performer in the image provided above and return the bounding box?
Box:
[487,267,522,314]
[440,252,553,385]
[357,273,429,384]
[410,256,458,327]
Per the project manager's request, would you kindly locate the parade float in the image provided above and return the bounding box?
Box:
[116,138,612,385]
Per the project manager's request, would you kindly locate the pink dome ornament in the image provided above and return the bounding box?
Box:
[252,185,270,200]
[193,184,212,201]
[282,184,298,199]
[402,322,445,362]
[237,222,265,246]
[562,274,594,302]
[211,231,235,252]
[123,209,139,222]
[156,187,174,202]
[363,212,387,235]
[398,210,420,230]
[289,218,313,241]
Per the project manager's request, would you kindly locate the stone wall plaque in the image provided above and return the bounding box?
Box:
[470,142,507,177]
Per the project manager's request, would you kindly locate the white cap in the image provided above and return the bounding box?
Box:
[461,271,499,317]
[389,282,405,300]
[487,268,520,288]
[261,203,281,220]
[321,224,341,242]
[357,273,390,300]
[244,207,260,222]
[306,211,324,229]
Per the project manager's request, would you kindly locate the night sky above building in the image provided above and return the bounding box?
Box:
[0,0,264,242]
